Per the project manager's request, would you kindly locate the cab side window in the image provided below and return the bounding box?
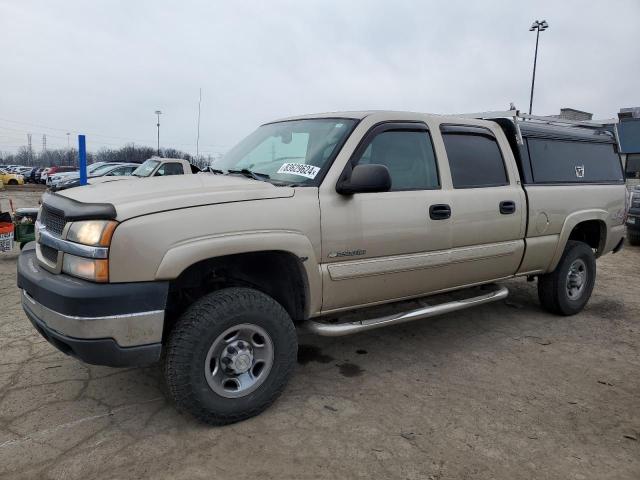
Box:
[156,163,183,176]
[441,125,508,188]
[354,130,439,191]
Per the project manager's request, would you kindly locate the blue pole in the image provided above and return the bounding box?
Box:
[78,135,87,185]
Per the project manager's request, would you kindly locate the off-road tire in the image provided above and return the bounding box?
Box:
[8,179,17,185]
[164,287,297,425]
[538,240,596,316]
[628,231,640,246]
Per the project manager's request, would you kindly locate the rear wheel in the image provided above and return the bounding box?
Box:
[538,240,596,316]
[164,287,297,425]
[628,231,640,246]
[8,179,17,185]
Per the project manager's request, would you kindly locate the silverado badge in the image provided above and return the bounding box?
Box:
[328,249,366,258]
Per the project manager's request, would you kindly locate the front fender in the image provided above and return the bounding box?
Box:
[155,230,322,315]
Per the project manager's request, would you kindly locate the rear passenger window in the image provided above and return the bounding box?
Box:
[441,126,508,188]
[156,163,183,176]
[527,139,624,183]
[355,130,439,191]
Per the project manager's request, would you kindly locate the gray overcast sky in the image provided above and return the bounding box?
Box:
[1,0,638,156]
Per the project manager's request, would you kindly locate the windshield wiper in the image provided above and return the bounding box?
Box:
[208,168,224,174]
[227,169,270,181]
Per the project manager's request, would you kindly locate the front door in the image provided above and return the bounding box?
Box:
[320,122,453,312]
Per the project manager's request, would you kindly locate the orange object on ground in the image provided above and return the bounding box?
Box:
[0,222,14,252]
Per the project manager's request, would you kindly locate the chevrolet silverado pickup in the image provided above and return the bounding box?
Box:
[17,110,626,425]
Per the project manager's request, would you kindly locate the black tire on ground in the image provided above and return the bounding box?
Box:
[164,287,298,425]
[8,179,18,185]
[538,240,596,316]
[628,231,640,246]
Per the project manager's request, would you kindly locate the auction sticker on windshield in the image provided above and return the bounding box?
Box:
[277,163,320,179]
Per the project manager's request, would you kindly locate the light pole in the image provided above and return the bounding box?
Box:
[155,110,162,156]
[528,19,549,115]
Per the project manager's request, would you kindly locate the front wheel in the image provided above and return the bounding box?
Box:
[628,231,640,246]
[164,287,298,425]
[538,240,596,316]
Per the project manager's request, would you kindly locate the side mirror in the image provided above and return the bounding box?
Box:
[337,164,391,195]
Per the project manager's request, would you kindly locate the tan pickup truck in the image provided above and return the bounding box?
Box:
[17,110,626,425]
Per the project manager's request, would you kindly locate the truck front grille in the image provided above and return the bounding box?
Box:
[40,206,66,236]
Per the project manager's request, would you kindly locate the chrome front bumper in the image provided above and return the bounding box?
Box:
[21,289,164,347]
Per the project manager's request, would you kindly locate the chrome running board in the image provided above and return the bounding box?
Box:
[302,285,509,337]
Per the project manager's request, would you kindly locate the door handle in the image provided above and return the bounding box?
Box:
[499,201,516,215]
[429,204,451,220]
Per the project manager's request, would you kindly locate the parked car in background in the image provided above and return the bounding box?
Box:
[15,167,32,177]
[48,162,115,189]
[0,168,25,185]
[39,168,50,184]
[31,167,45,184]
[626,185,640,245]
[48,163,110,190]
[27,167,38,183]
[88,157,198,186]
[52,162,139,191]
[42,166,77,185]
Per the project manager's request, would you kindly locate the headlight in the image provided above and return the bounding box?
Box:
[62,254,109,282]
[67,220,117,246]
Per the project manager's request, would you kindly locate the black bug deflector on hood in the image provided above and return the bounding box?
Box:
[41,191,117,221]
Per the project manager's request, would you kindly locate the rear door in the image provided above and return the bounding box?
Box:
[440,124,526,284]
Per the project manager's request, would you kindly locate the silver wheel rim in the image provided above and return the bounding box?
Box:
[204,323,274,399]
[566,258,587,301]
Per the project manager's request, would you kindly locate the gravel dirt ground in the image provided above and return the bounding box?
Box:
[0,188,638,480]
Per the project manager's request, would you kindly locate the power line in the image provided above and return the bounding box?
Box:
[0,117,230,149]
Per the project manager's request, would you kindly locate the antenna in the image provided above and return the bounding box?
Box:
[196,88,202,157]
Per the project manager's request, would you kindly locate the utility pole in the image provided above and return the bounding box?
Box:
[66,132,70,149]
[42,134,47,153]
[528,19,549,115]
[155,110,162,156]
[27,133,33,165]
[196,88,202,157]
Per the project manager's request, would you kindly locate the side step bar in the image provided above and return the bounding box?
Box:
[302,285,509,337]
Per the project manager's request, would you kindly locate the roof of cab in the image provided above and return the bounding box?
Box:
[266,111,390,123]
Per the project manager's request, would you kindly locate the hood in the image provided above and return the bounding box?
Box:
[58,173,295,220]
[88,175,133,185]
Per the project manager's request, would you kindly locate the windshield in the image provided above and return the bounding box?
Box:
[214,119,356,185]
[90,164,120,176]
[132,159,159,177]
[87,163,107,173]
